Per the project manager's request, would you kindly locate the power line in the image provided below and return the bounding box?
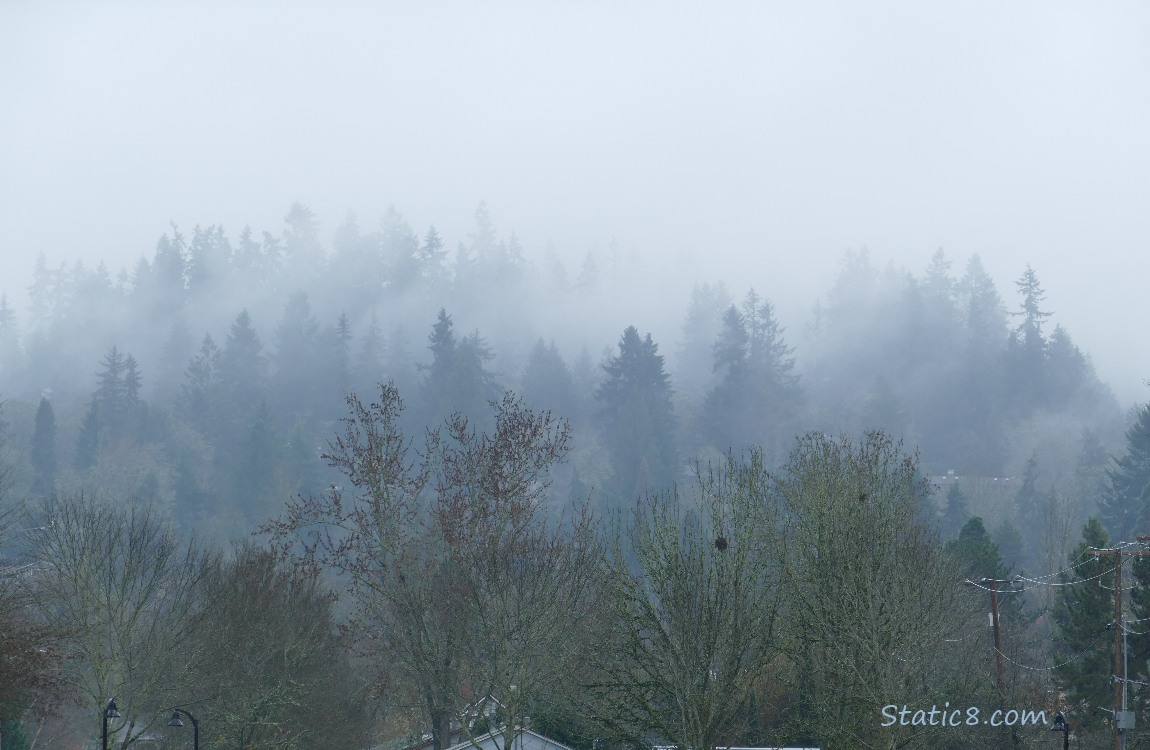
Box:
[990,627,1112,673]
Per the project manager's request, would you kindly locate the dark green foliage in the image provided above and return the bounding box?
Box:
[597,326,677,503]
[1100,403,1150,542]
[1052,518,1115,726]
[940,480,969,540]
[947,516,1027,631]
[0,721,30,750]
[948,516,1008,580]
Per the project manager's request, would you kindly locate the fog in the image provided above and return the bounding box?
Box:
[2,2,1150,404]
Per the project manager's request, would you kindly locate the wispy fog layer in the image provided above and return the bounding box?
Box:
[2,3,1149,403]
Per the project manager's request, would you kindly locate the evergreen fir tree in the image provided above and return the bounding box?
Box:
[1014,456,1041,524]
[272,291,321,422]
[419,310,497,428]
[417,226,449,292]
[1052,518,1115,727]
[379,206,421,293]
[940,481,969,540]
[948,516,1010,581]
[186,224,232,293]
[519,338,580,423]
[1004,265,1053,414]
[675,281,732,395]
[182,334,223,436]
[597,325,677,503]
[1100,403,1150,542]
[219,309,269,449]
[701,291,798,460]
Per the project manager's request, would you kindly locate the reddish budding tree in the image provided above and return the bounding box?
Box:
[265,382,600,750]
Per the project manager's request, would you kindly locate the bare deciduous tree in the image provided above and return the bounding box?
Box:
[774,432,987,750]
[21,493,215,750]
[265,382,598,750]
[191,543,369,750]
[591,450,780,750]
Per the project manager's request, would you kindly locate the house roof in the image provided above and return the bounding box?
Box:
[443,728,578,750]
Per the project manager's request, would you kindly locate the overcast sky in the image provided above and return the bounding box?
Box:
[2,2,1149,404]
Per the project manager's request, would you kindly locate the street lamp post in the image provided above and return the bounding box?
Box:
[1051,712,1070,750]
[101,699,121,750]
[168,708,199,750]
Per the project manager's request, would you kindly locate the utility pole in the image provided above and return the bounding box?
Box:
[964,577,1014,699]
[1088,543,1150,750]
[986,577,1006,698]
[964,576,1023,747]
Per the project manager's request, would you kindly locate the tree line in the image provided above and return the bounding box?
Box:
[1,203,1149,748]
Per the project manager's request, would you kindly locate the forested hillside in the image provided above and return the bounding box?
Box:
[0,203,1125,544]
[2,203,1147,750]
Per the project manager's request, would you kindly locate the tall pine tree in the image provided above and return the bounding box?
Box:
[1100,403,1150,543]
[1052,518,1115,728]
[597,326,677,504]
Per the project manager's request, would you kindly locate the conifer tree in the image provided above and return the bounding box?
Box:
[597,326,677,503]
[379,206,421,293]
[520,339,580,424]
[701,291,798,460]
[1004,265,1053,414]
[272,291,321,422]
[417,226,449,292]
[219,309,269,430]
[1100,403,1150,542]
[1014,456,1041,526]
[675,281,732,395]
[940,480,969,540]
[182,335,223,436]
[419,310,497,428]
[1052,518,1115,728]
[948,516,1009,581]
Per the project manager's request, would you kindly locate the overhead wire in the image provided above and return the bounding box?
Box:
[991,627,1113,672]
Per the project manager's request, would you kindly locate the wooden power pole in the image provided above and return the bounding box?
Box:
[1088,543,1150,750]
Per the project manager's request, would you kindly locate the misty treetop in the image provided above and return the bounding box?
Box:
[0,202,1129,544]
[0,200,1146,750]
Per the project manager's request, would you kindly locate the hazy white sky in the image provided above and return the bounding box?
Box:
[2,2,1149,403]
